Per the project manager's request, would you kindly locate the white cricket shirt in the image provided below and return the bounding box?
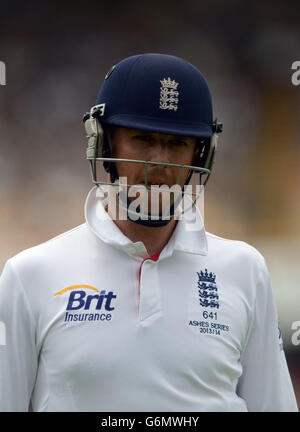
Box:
[0,186,298,411]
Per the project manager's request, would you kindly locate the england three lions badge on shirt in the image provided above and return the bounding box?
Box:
[188,268,230,337]
[197,269,219,309]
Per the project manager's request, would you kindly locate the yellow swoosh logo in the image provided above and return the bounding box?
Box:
[54,284,100,296]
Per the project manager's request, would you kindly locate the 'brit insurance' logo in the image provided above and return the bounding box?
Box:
[197,269,219,309]
[54,284,117,323]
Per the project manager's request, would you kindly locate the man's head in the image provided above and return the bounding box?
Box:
[83,53,222,226]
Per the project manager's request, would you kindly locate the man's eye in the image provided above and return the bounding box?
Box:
[170,140,188,147]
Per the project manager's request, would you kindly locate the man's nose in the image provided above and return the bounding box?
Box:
[148,140,170,165]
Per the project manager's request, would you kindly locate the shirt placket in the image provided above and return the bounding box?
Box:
[138,253,162,325]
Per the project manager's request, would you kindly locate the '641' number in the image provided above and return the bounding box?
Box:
[203,311,217,320]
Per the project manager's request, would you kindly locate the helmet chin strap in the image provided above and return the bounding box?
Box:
[132,219,172,227]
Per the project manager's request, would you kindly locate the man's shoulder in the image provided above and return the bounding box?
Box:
[205,231,266,267]
[6,223,90,271]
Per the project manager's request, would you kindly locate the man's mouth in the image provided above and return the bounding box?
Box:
[141,179,171,188]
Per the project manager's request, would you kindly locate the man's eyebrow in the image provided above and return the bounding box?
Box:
[169,136,196,141]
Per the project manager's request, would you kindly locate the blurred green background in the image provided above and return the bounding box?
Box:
[0,0,299,408]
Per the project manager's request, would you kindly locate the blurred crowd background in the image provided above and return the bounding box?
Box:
[0,0,299,408]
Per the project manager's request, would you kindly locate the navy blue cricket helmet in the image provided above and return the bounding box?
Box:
[96,53,215,138]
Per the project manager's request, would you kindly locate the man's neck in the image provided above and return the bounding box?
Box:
[104,185,178,257]
[112,217,178,257]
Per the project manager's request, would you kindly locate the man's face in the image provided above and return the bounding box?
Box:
[105,127,199,216]
[111,127,198,188]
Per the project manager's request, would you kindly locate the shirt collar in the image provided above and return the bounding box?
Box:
[84,186,208,259]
